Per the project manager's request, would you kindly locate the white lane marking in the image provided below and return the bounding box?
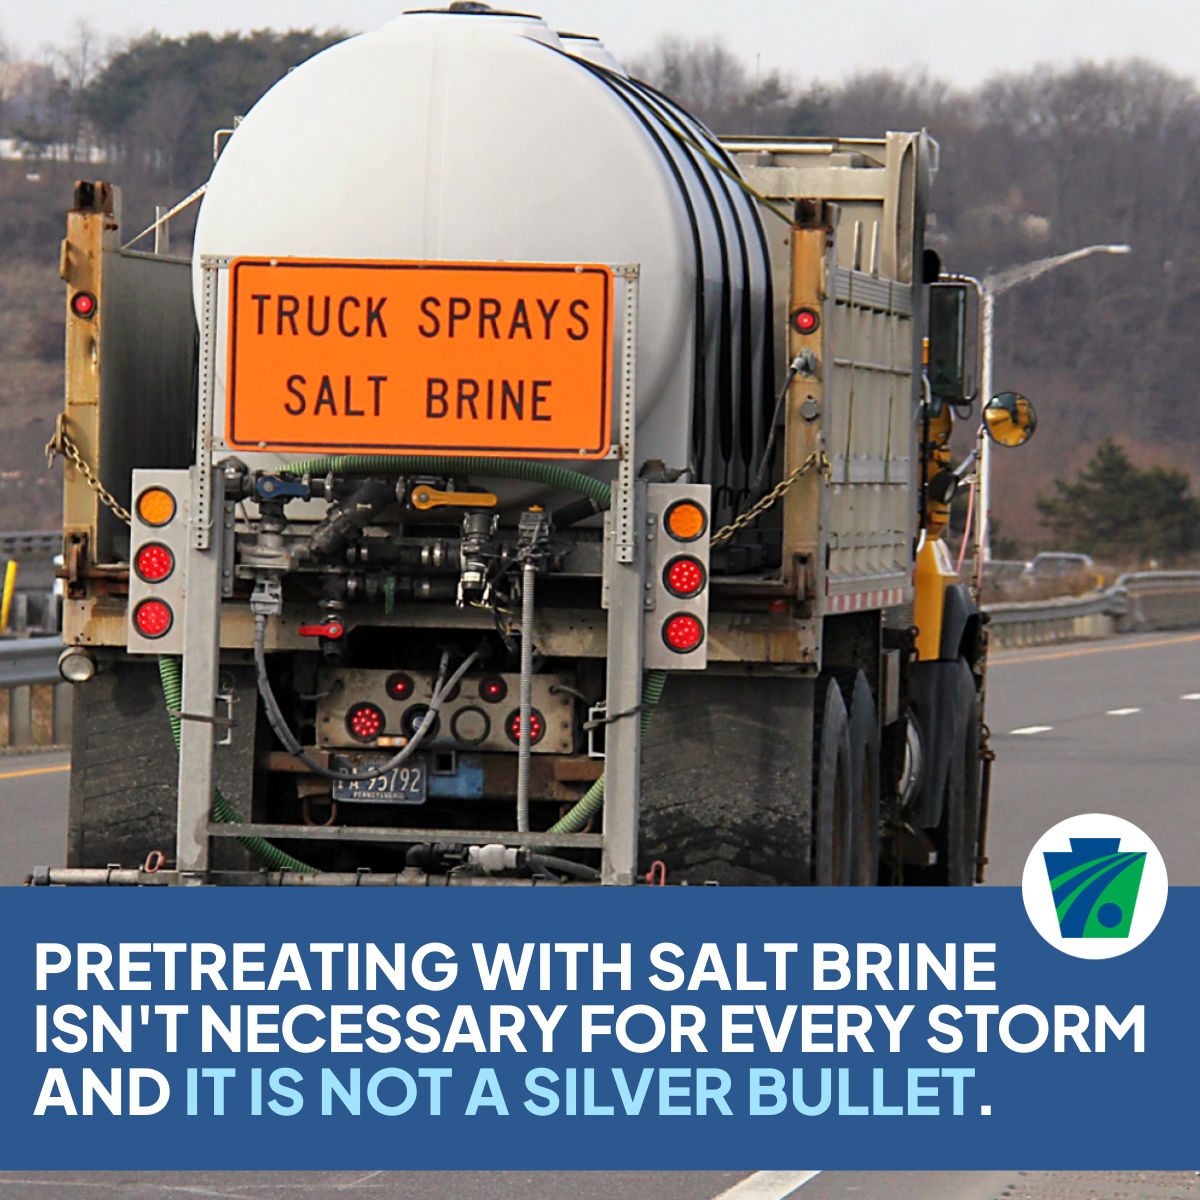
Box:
[1106,707,1142,716]
[713,1172,823,1200]
[1182,693,1200,700]
[1010,725,1053,735]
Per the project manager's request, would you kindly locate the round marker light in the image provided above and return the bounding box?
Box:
[134,542,175,583]
[71,291,96,319]
[346,702,385,742]
[57,645,96,684]
[663,500,707,542]
[385,672,414,701]
[451,706,490,746]
[479,676,508,703]
[662,613,704,654]
[792,306,820,335]
[664,555,706,598]
[133,599,173,639]
[505,708,545,746]
[402,705,440,740]
[136,487,176,527]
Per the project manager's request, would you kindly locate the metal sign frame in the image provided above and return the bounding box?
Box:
[182,260,646,884]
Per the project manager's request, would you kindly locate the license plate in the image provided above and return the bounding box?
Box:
[331,756,427,805]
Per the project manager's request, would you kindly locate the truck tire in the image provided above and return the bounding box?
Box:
[68,660,179,869]
[846,671,881,885]
[812,675,853,885]
[937,660,982,886]
[639,673,816,885]
[68,658,259,872]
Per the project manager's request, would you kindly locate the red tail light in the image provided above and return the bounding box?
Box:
[346,702,385,742]
[506,708,545,745]
[133,599,173,639]
[792,306,819,335]
[664,555,706,598]
[662,613,704,653]
[134,543,175,583]
[385,672,414,701]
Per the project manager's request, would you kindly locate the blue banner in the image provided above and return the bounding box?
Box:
[1,886,1195,1170]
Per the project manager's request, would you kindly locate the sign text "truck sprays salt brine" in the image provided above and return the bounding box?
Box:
[225,259,614,459]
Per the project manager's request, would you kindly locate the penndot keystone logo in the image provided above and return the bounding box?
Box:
[1021,814,1168,958]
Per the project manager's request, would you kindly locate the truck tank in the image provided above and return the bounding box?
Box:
[191,6,774,518]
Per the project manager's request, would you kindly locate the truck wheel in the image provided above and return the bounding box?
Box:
[935,660,982,886]
[812,675,853,885]
[639,673,817,885]
[846,671,881,885]
[68,660,178,868]
[68,659,259,872]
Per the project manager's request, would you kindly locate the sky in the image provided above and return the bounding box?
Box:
[4,0,1200,89]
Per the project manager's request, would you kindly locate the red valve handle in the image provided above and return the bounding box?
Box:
[298,621,345,639]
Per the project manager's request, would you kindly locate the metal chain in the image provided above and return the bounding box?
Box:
[711,451,831,546]
[45,414,132,525]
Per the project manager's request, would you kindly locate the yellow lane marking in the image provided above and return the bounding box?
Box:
[991,632,1200,666]
[0,764,69,782]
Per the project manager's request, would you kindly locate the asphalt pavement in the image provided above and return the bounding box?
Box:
[0,747,68,884]
[984,630,1200,884]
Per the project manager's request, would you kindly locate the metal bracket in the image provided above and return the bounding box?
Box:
[611,265,640,564]
[166,708,234,728]
[194,257,227,550]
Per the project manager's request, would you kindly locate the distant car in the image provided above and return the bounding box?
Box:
[1021,552,1099,589]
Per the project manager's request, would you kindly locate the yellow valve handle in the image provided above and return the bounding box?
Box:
[410,485,498,511]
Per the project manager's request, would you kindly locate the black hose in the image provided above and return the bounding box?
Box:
[526,853,601,882]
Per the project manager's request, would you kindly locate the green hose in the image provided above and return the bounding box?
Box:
[284,455,612,509]
[547,669,668,835]
[157,656,316,874]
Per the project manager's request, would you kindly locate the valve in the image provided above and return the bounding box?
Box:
[458,511,499,606]
[297,621,345,639]
[411,484,498,511]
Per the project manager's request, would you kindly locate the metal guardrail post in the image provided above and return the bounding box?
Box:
[0,636,70,752]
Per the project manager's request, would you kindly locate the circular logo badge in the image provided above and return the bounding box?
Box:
[1021,813,1167,959]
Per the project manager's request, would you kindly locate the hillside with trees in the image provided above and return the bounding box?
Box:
[1,26,1198,565]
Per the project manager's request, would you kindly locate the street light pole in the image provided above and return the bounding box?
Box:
[977,243,1130,563]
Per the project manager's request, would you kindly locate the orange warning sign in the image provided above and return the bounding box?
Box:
[225,258,614,458]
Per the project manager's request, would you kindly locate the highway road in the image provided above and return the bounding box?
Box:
[0,630,1197,1198]
[0,1169,1193,1200]
[984,630,1200,884]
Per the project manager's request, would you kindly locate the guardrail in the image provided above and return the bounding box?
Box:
[0,637,70,752]
[985,591,1124,648]
[0,530,59,561]
[986,571,1200,649]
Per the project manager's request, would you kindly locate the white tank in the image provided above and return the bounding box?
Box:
[193,6,772,516]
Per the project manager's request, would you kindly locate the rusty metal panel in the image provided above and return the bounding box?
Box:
[728,134,930,624]
[59,182,197,586]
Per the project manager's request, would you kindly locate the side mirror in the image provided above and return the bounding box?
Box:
[984,391,1037,446]
[928,281,980,407]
